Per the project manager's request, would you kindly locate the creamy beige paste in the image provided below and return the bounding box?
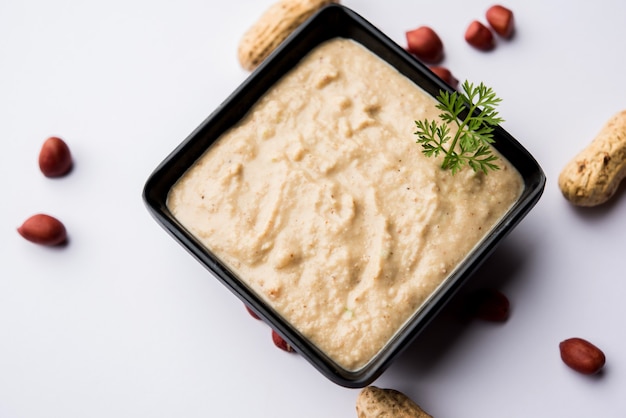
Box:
[168,38,523,370]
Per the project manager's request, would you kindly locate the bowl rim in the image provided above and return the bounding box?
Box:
[142,3,546,387]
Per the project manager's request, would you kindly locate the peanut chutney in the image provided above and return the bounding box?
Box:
[168,38,523,370]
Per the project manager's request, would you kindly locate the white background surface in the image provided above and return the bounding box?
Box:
[2,1,626,417]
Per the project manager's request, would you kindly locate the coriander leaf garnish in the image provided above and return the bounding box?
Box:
[414,80,503,175]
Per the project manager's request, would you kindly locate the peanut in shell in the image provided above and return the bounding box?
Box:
[237,0,339,71]
[559,110,626,206]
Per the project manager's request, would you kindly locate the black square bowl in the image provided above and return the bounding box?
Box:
[143,4,546,387]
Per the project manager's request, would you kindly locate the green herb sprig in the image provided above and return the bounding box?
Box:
[414,81,503,174]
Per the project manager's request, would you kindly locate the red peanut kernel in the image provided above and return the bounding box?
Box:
[405,26,444,63]
[272,329,295,352]
[428,66,459,90]
[465,20,495,51]
[486,5,515,38]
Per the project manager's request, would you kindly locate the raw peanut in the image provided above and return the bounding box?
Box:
[38,136,73,178]
[429,66,458,89]
[486,5,515,38]
[356,386,432,418]
[559,337,606,375]
[405,26,444,64]
[17,214,67,246]
[237,0,340,71]
[465,288,510,322]
[464,20,495,51]
[244,304,261,320]
[558,110,626,206]
[271,329,295,352]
